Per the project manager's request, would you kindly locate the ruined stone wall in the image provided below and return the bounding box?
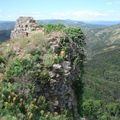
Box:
[11,17,42,39]
[32,31,83,119]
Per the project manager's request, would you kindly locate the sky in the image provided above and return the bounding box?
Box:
[0,0,120,21]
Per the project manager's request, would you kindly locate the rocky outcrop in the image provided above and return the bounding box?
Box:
[10,17,42,39]
[32,31,84,119]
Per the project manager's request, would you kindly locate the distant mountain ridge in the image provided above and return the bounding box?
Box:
[0,19,106,41]
[1,19,119,30]
[85,21,120,26]
[0,21,15,30]
[38,19,108,29]
[0,19,120,31]
[0,22,14,41]
[0,30,11,41]
[0,19,120,43]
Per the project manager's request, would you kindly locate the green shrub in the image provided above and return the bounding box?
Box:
[43,53,55,68]
[0,81,71,120]
[0,81,49,119]
[6,50,16,58]
[30,49,41,56]
[0,56,6,64]
[106,102,120,117]
[0,115,18,120]
[43,24,65,33]
[82,99,120,120]
[64,28,85,47]
[5,59,32,78]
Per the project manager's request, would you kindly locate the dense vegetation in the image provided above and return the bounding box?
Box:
[84,47,120,101]
[82,47,120,119]
[83,24,120,101]
[82,24,120,120]
[82,99,120,120]
[42,24,65,33]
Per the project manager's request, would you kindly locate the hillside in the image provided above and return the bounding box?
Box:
[83,24,120,102]
[84,47,120,100]
[81,24,120,120]
[0,30,11,41]
[84,24,120,56]
[0,21,15,30]
[0,21,15,42]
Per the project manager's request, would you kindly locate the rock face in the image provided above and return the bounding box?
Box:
[11,17,41,39]
[34,32,83,119]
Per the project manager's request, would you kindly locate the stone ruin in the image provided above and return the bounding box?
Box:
[10,17,85,120]
[45,33,83,119]
[11,17,42,39]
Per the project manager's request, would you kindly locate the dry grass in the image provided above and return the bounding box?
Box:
[0,32,49,60]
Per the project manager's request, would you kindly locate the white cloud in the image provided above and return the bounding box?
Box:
[46,10,120,21]
[37,10,109,21]
[25,10,107,21]
[1,10,107,21]
[0,10,120,21]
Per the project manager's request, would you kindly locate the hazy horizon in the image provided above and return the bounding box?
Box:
[0,0,120,21]
[0,18,120,23]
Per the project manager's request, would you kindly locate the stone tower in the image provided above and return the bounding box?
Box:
[11,17,41,39]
